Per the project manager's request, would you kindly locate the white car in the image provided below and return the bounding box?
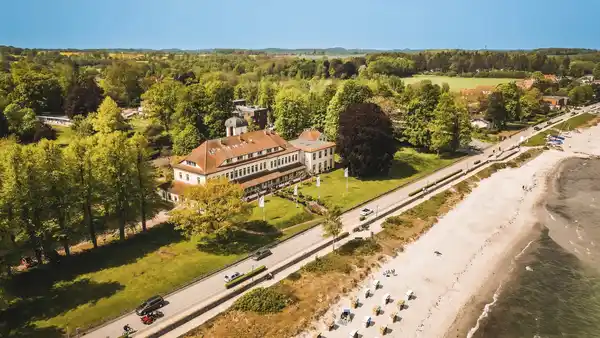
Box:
[360,208,374,217]
[224,272,241,282]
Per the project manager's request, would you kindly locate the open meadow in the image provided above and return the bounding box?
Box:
[401,75,515,91]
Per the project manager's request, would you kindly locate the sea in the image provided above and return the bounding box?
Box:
[468,157,600,338]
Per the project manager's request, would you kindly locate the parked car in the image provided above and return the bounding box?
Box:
[224,272,242,282]
[533,126,541,131]
[136,295,165,316]
[360,208,374,217]
[252,249,272,261]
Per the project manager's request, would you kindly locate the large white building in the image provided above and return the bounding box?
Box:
[160,121,335,202]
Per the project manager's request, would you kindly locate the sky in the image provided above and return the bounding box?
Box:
[2,0,599,50]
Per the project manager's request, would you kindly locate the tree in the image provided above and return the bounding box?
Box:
[170,178,251,237]
[64,73,103,118]
[520,88,543,120]
[94,132,137,241]
[0,110,8,138]
[325,80,373,140]
[172,124,201,156]
[92,96,127,133]
[337,103,396,177]
[64,138,99,248]
[402,81,441,149]
[174,83,209,135]
[9,71,63,114]
[322,206,342,250]
[141,78,184,133]
[273,88,310,139]
[128,134,160,232]
[497,82,522,120]
[101,61,144,106]
[429,93,472,153]
[204,80,234,139]
[71,114,95,137]
[485,91,508,129]
[2,103,39,142]
[568,85,594,105]
[593,63,600,81]
[257,80,277,111]
[308,82,337,131]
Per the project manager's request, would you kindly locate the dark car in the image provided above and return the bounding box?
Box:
[252,249,272,261]
[136,295,165,316]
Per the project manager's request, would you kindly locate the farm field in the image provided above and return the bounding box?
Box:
[401,75,515,91]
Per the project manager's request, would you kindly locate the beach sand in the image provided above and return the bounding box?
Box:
[300,124,600,338]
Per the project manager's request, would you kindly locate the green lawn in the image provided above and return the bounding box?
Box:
[1,218,310,338]
[298,148,463,211]
[401,75,515,91]
[52,125,75,146]
[248,196,315,229]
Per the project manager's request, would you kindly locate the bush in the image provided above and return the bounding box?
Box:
[231,287,295,314]
[338,238,381,256]
[303,255,352,274]
[359,215,366,221]
[225,265,267,289]
[383,215,412,229]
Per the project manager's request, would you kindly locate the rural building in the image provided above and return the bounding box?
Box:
[542,96,569,110]
[37,115,73,126]
[160,126,335,202]
[232,99,269,130]
[470,118,491,129]
[578,75,594,84]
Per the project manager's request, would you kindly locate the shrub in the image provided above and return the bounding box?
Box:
[303,255,352,274]
[231,287,295,314]
[383,215,412,229]
[359,215,366,221]
[339,238,381,256]
[225,265,267,289]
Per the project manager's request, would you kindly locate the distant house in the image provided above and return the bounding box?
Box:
[470,118,491,129]
[542,96,569,110]
[578,75,594,84]
[121,107,143,119]
[37,115,72,126]
[232,99,268,130]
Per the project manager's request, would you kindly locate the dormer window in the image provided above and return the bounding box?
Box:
[185,160,196,167]
[248,153,253,158]
[237,156,243,161]
[266,148,272,153]
[226,159,232,164]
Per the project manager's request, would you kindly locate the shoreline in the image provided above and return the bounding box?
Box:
[444,127,600,338]
[303,123,600,338]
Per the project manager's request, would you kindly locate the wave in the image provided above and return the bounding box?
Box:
[466,240,535,338]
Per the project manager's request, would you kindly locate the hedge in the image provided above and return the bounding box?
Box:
[225,265,267,289]
[434,169,463,184]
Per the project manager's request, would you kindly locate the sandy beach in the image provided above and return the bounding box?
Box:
[300,123,600,338]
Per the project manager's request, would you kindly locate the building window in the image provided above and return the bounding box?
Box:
[267,148,271,153]
[243,167,247,175]
[330,148,333,155]
[185,160,196,166]
[178,172,182,179]
[330,159,333,168]
[248,153,253,158]
[237,156,243,161]
[254,164,258,172]
[197,177,201,183]
[312,164,316,172]
[278,159,281,166]
[312,153,316,160]
[186,174,190,181]
[318,162,322,171]
[226,158,232,164]
[319,151,322,159]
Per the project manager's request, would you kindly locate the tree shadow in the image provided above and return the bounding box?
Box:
[0,323,65,338]
[196,225,281,256]
[2,223,182,299]
[0,278,123,337]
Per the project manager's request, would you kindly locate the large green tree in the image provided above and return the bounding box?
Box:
[485,91,508,129]
[204,80,234,139]
[273,88,310,139]
[337,103,395,177]
[497,82,522,120]
[325,80,373,140]
[9,71,63,114]
[429,93,472,153]
[172,124,202,156]
[403,81,441,149]
[101,61,144,107]
[92,96,127,133]
[141,78,184,133]
[64,73,103,118]
[129,134,160,232]
[520,88,543,120]
[170,178,251,238]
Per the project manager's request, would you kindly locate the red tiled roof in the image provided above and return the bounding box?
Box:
[298,129,323,141]
[173,130,296,175]
[159,181,193,196]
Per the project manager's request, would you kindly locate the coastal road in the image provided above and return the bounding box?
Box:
[87,104,599,338]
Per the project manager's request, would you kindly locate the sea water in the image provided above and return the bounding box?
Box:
[470,158,600,338]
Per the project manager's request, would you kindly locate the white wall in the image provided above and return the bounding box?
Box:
[304,147,335,174]
[174,169,205,185]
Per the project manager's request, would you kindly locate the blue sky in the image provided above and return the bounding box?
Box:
[2,0,599,50]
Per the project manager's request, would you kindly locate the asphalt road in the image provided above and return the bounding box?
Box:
[87,104,599,338]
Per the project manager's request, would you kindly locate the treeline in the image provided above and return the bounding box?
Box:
[0,115,160,273]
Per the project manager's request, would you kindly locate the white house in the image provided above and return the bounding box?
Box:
[471,118,491,129]
[160,126,335,202]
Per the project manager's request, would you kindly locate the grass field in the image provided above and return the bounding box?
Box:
[401,75,515,91]
[298,148,462,211]
[248,196,315,229]
[52,125,76,146]
[523,113,598,146]
[2,203,316,338]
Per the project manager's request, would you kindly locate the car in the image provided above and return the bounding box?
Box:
[360,208,374,217]
[136,295,165,316]
[533,126,541,131]
[224,271,242,282]
[252,249,272,261]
